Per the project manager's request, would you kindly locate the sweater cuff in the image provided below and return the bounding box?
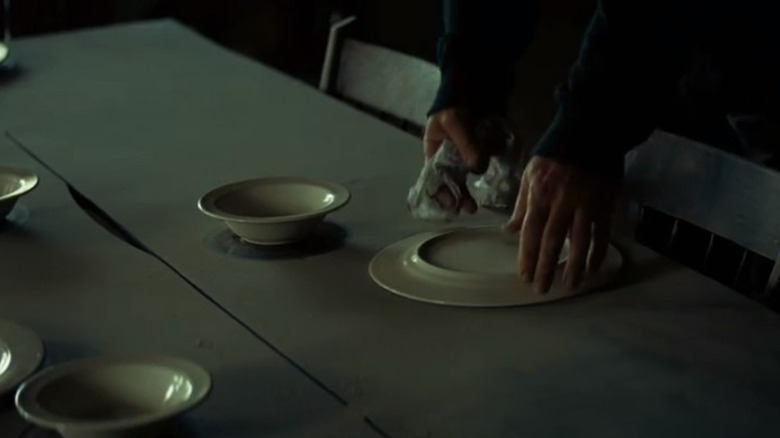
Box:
[532,106,626,178]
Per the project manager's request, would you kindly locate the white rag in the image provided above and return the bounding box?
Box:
[407,121,522,221]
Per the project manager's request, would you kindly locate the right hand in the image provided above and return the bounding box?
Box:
[423,108,507,213]
[504,156,619,293]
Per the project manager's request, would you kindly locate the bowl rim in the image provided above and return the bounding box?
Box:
[0,167,39,202]
[197,176,351,224]
[0,319,46,397]
[14,355,212,432]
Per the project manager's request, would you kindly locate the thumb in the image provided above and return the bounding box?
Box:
[438,111,484,172]
[423,116,446,160]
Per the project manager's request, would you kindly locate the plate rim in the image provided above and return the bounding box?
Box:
[369,226,624,308]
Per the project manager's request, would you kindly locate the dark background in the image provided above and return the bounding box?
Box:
[7,0,441,85]
[7,0,595,147]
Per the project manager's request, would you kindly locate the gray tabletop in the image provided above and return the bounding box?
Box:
[0,134,381,438]
[3,20,780,438]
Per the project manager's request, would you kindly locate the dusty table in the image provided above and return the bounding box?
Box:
[0,135,381,438]
[2,20,780,438]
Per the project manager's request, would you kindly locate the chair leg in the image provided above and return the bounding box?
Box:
[733,249,749,287]
[666,218,680,251]
[702,233,716,270]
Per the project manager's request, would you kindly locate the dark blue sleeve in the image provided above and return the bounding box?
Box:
[428,0,541,118]
[532,1,692,175]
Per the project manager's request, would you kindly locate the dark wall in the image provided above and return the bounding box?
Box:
[142,0,341,83]
[347,1,439,63]
[8,0,441,83]
[8,0,596,147]
[10,0,114,36]
[508,0,595,149]
[8,0,344,83]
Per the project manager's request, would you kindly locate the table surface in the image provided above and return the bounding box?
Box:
[0,134,381,438]
[3,19,780,438]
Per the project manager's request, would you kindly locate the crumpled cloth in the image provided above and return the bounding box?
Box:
[407,120,521,221]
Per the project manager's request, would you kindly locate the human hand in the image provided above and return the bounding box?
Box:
[504,156,619,293]
[422,108,508,213]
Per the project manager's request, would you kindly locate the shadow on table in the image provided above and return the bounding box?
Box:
[0,393,18,413]
[604,240,679,290]
[19,419,198,438]
[1,205,31,230]
[203,221,350,260]
[0,64,24,86]
[183,417,264,438]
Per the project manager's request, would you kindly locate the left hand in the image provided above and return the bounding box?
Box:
[504,156,620,293]
[422,109,512,213]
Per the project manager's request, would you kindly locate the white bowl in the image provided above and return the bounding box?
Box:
[198,176,350,245]
[15,356,211,438]
[0,42,9,66]
[0,320,45,398]
[0,167,39,219]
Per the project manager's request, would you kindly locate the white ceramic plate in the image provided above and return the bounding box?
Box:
[0,167,39,219]
[198,176,350,245]
[0,319,45,398]
[369,226,623,307]
[15,355,211,438]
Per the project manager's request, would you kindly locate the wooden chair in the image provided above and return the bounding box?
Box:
[623,129,780,305]
[319,16,439,134]
[319,18,780,304]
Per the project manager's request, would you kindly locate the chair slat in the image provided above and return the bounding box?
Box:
[625,130,780,260]
[320,16,439,129]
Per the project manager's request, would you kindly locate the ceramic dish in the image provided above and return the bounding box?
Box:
[0,167,39,219]
[369,226,623,307]
[198,176,350,245]
[0,320,45,398]
[0,42,8,66]
[15,355,211,438]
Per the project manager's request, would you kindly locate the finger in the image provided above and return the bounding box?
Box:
[518,187,549,283]
[439,112,484,172]
[434,187,455,209]
[423,117,445,159]
[564,211,591,290]
[535,202,574,294]
[460,194,477,214]
[503,177,529,234]
[587,214,612,273]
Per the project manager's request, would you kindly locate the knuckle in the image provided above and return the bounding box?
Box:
[464,155,481,169]
[438,109,460,126]
[529,179,553,203]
